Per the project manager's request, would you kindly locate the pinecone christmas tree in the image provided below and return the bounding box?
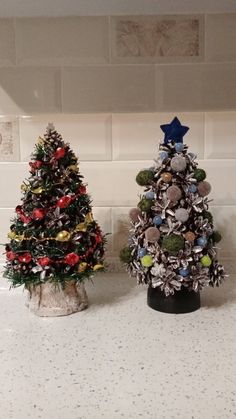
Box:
[120,117,226,301]
[4,124,105,289]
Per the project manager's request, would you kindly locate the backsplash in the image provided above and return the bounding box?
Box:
[0,14,235,272]
[0,14,235,112]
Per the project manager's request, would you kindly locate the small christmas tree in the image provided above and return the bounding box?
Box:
[4,124,105,316]
[120,117,226,313]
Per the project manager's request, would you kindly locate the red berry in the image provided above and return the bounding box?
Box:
[57,195,72,209]
[15,205,22,214]
[79,185,86,194]
[20,214,31,224]
[64,253,80,266]
[18,253,32,264]
[54,147,66,159]
[37,257,51,267]
[35,160,42,169]
[32,208,45,220]
[6,251,16,261]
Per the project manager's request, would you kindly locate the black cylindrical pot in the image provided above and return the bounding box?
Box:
[147,286,200,314]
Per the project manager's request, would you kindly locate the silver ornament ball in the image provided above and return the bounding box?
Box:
[170,156,187,172]
[175,208,189,222]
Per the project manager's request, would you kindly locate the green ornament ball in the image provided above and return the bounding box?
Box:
[202,210,213,223]
[119,247,133,264]
[193,168,206,182]
[138,198,153,212]
[200,255,212,267]
[136,170,154,186]
[211,231,222,243]
[141,255,153,267]
[162,234,185,255]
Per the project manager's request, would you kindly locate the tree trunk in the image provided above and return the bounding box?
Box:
[26,281,88,317]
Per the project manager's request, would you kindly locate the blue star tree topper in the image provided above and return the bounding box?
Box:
[160,117,189,144]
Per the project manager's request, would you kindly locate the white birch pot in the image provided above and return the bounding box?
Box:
[26,280,88,317]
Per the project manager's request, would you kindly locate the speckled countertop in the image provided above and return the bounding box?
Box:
[0,273,235,419]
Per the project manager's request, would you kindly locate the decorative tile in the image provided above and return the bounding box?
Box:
[112,112,204,160]
[205,14,236,62]
[0,67,61,114]
[199,159,236,206]
[0,19,15,66]
[205,112,236,159]
[15,17,109,65]
[62,65,155,113]
[155,63,236,111]
[20,114,112,161]
[111,15,203,63]
[0,117,20,161]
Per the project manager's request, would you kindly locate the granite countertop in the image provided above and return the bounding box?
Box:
[0,273,235,419]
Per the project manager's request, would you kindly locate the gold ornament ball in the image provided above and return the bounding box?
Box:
[78,262,87,272]
[56,230,71,242]
[185,231,196,242]
[161,172,172,183]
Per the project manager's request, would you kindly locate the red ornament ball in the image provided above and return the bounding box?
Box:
[64,253,80,266]
[57,195,72,208]
[6,250,16,261]
[37,256,51,267]
[54,147,66,159]
[18,253,32,263]
[32,208,45,220]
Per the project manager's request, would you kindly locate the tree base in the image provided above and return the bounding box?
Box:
[147,286,200,314]
[26,281,88,317]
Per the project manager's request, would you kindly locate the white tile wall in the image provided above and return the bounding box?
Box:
[156,63,236,112]
[19,114,112,161]
[0,15,235,270]
[0,67,61,114]
[112,112,204,160]
[62,65,155,113]
[15,17,109,66]
[205,14,236,62]
[205,112,236,159]
[199,159,236,205]
[0,19,15,66]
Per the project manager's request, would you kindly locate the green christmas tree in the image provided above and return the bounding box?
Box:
[120,117,226,297]
[4,124,105,288]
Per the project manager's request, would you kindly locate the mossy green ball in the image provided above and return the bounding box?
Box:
[138,198,154,212]
[162,234,185,255]
[119,247,133,264]
[211,231,222,243]
[136,170,154,186]
[202,210,213,223]
[193,168,206,182]
[141,255,153,267]
[200,255,212,267]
